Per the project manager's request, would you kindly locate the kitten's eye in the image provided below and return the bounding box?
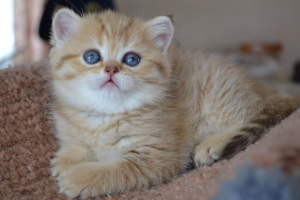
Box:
[123,53,140,67]
[83,50,101,64]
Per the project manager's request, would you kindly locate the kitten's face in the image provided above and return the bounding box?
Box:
[50,9,173,114]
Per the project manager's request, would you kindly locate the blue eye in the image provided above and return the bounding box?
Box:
[123,53,140,67]
[83,50,101,64]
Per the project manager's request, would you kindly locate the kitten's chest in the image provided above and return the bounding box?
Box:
[82,114,142,162]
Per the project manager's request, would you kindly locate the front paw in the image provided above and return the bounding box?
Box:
[51,157,70,178]
[58,163,101,199]
[194,139,227,167]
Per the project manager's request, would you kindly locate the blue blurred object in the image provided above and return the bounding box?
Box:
[211,166,300,200]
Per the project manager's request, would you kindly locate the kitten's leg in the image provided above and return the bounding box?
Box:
[194,95,299,166]
[194,126,243,166]
[57,151,183,198]
[51,144,94,179]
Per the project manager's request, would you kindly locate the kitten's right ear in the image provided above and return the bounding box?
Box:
[52,8,80,48]
[147,16,174,55]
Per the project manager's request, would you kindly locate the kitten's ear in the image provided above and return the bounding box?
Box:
[52,8,80,48]
[148,16,174,54]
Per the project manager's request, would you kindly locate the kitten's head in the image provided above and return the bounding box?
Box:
[50,8,174,114]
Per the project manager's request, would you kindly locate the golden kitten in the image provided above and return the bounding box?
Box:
[49,8,299,198]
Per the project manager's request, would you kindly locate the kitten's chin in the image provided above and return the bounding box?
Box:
[87,87,161,114]
[54,79,165,115]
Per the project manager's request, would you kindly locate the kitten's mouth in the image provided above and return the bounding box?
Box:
[106,78,116,84]
[101,78,120,89]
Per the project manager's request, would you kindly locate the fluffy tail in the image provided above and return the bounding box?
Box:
[221,94,300,159]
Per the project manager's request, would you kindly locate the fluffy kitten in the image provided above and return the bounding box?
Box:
[49,8,299,198]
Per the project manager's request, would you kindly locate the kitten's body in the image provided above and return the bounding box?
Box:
[50,9,299,198]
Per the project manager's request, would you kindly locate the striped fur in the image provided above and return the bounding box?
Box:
[49,8,300,198]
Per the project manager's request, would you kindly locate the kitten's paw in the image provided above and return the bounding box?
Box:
[50,157,73,178]
[51,158,66,177]
[194,140,227,167]
[58,163,100,198]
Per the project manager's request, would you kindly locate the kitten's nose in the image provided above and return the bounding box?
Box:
[105,66,119,76]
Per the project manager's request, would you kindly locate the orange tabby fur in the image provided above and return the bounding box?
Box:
[49,8,299,198]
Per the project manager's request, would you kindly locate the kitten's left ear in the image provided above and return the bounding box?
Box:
[148,16,174,54]
[52,8,81,48]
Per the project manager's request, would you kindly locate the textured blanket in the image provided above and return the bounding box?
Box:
[1,61,299,200]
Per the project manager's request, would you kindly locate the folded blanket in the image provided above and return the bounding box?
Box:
[1,61,299,200]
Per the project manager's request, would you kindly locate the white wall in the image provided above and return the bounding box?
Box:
[115,0,300,71]
[0,0,14,61]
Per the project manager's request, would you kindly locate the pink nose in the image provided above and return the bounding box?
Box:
[105,66,119,76]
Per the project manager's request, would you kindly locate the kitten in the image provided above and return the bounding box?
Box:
[49,8,299,198]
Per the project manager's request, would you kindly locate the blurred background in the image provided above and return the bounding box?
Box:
[1,0,300,84]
